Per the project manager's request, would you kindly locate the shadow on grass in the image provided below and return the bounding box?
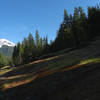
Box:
[1,57,100,91]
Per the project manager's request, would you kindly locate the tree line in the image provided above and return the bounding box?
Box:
[10,5,100,66]
[12,30,49,65]
[51,5,100,51]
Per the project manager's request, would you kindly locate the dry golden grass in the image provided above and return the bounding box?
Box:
[0,69,13,76]
[2,75,38,91]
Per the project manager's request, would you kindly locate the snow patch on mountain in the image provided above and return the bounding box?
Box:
[0,39,15,48]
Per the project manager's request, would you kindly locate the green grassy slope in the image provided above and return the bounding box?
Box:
[0,37,100,100]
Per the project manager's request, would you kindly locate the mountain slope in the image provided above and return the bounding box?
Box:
[0,39,15,48]
[0,45,14,57]
[0,36,100,100]
[0,39,15,57]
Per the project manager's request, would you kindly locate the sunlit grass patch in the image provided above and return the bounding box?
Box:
[1,75,38,91]
[38,70,57,78]
[62,64,82,72]
[3,74,30,80]
[0,66,17,76]
[79,57,100,65]
[62,57,100,72]
[0,69,12,76]
[0,66,10,70]
[0,72,37,91]
[29,56,59,65]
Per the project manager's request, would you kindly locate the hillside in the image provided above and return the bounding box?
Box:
[0,36,100,100]
[0,45,14,57]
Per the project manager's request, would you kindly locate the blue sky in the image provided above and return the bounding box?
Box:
[0,0,99,44]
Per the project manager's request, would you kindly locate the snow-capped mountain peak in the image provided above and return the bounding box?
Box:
[0,39,15,48]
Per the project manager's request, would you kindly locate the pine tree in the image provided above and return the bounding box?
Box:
[35,30,40,48]
[28,33,35,61]
[13,42,23,65]
[79,7,88,43]
[72,7,81,47]
[43,36,49,54]
[17,42,22,65]
[69,14,73,28]
[22,38,29,63]
[64,9,69,25]
[12,46,18,65]
[87,6,100,38]
[55,9,74,50]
